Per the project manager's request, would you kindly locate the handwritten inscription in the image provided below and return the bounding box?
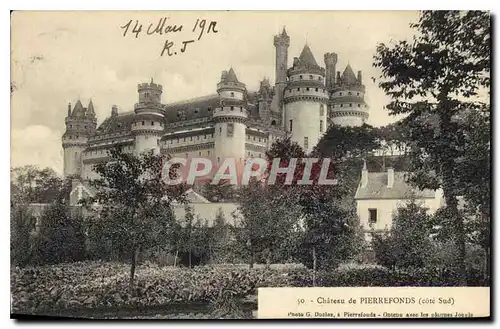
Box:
[120,17,219,57]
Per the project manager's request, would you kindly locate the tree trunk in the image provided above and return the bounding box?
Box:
[249,249,254,269]
[312,246,317,287]
[129,248,138,293]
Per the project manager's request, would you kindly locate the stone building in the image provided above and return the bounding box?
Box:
[62,28,370,180]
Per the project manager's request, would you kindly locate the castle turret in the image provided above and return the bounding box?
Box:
[324,52,338,91]
[131,79,165,155]
[213,68,248,165]
[62,100,97,178]
[258,78,273,123]
[283,44,328,152]
[273,28,290,124]
[329,64,369,127]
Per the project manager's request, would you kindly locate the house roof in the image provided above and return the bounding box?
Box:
[355,171,437,200]
[95,111,136,135]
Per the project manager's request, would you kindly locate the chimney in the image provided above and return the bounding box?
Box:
[111,105,118,117]
[361,160,368,188]
[67,102,71,116]
[387,167,394,188]
[357,70,362,84]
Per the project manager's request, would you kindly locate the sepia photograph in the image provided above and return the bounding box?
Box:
[9,10,491,320]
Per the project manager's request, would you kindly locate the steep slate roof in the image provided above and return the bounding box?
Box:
[341,64,358,85]
[355,171,437,200]
[87,99,95,115]
[299,44,319,67]
[226,68,239,83]
[71,100,86,117]
[163,94,221,123]
[95,111,135,134]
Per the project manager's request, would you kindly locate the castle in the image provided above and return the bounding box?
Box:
[62,28,369,179]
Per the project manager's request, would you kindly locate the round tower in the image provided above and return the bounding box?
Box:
[213,68,248,165]
[329,65,369,127]
[283,44,329,153]
[273,27,290,114]
[131,79,165,155]
[62,100,97,178]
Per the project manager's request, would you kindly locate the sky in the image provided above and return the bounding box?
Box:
[11,11,420,174]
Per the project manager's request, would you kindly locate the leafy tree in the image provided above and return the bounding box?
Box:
[33,199,86,265]
[10,203,37,267]
[210,209,233,264]
[81,147,187,290]
[235,177,302,268]
[372,201,433,269]
[373,10,490,284]
[10,166,67,204]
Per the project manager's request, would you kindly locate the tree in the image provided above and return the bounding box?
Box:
[373,10,490,284]
[10,203,37,267]
[33,199,86,265]
[372,201,433,269]
[10,166,67,204]
[81,147,187,290]
[210,209,233,264]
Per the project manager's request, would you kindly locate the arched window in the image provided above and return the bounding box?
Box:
[271,120,276,126]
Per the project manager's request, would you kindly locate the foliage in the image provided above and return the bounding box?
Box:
[11,261,488,315]
[11,203,37,267]
[32,200,87,265]
[10,166,69,204]
[371,201,433,269]
[81,147,188,288]
[373,10,490,284]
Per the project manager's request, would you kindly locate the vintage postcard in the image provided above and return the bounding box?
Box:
[10,10,491,320]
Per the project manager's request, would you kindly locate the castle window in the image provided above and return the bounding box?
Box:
[348,92,352,95]
[259,138,261,142]
[240,107,243,112]
[340,104,343,107]
[320,120,324,133]
[318,76,322,81]
[306,87,310,91]
[211,133,214,138]
[320,105,324,116]
[151,121,154,125]
[315,88,318,92]
[253,136,255,141]
[297,88,300,91]
[183,137,186,142]
[271,120,276,126]
[339,92,342,96]
[142,121,145,125]
[208,107,212,112]
[217,157,220,163]
[304,137,309,150]
[219,127,222,134]
[300,75,303,79]
[309,75,313,79]
[69,125,72,128]
[358,104,361,107]
[230,106,234,111]
[185,153,188,158]
[350,103,352,107]
[369,208,378,224]
[84,126,87,129]
[230,92,235,97]
[199,151,202,156]
[289,119,293,132]
[204,135,207,139]
[197,135,200,140]
[190,136,193,141]
[208,151,210,156]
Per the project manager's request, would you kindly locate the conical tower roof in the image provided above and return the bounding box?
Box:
[226,68,239,83]
[71,100,86,117]
[87,99,95,116]
[342,64,358,84]
[299,44,319,68]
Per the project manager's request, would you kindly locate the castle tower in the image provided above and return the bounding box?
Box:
[329,64,369,126]
[213,68,248,165]
[62,100,97,178]
[273,28,290,124]
[324,52,338,91]
[131,79,165,155]
[283,44,328,153]
[258,78,273,123]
